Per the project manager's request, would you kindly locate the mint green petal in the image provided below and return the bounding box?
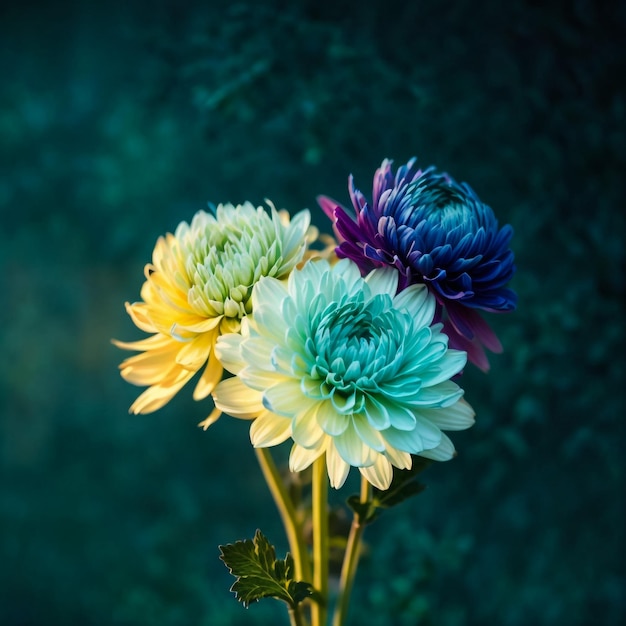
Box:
[289,258,328,298]
[330,389,357,414]
[214,333,246,375]
[382,421,442,454]
[352,413,386,452]
[419,349,468,387]
[385,402,417,430]
[263,379,311,416]
[418,433,456,461]
[335,426,376,467]
[326,444,350,488]
[292,403,326,448]
[418,398,475,431]
[250,411,293,447]
[290,441,325,473]
[364,266,399,298]
[402,381,464,408]
[363,395,391,430]
[301,375,325,399]
[316,399,350,436]
[393,283,435,328]
[333,258,363,292]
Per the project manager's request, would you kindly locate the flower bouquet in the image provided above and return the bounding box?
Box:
[114,158,516,626]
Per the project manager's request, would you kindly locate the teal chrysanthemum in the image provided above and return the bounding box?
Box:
[213,258,475,489]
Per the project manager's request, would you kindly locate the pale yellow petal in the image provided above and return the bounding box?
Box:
[213,377,264,418]
[117,341,185,386]
[326,445,350,489]
[128,369,195,414]
[193,353,223,400]
[289,441,325,473]
[198,407,222,430]
[360,455,393,490]
[250,411,293,447]
[174,335,211,370]
[123,301,158,333]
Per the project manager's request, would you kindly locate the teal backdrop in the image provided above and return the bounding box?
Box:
[1,1,624,624]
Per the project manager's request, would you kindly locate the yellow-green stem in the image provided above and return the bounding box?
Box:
[289,605,306,626]
[254,447,312,583]
[311,456,329,626]
[332,476,371,626]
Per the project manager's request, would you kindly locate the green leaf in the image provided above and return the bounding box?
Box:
[219,529,316,609]
[348,456,433,524]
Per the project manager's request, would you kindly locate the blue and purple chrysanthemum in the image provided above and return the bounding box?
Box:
[318,157,516,371]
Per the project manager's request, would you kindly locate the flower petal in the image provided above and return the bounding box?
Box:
[290,442,325,473]
[250,411,293,447]
[418,432,456,461]
[326,445,350,488]
[213,377,264,418]
[360,455,393,490]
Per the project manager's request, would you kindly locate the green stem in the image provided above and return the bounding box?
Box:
[311,455,329,626]
[332,476,371,626]
[289,605,305,626]
[254,447,312,583]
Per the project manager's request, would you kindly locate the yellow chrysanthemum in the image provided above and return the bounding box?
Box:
[114,201,311,416]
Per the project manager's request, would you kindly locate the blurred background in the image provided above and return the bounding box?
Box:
[1,1,624,624]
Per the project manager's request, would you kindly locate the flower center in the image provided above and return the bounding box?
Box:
[307,294,404,413]
[182,206,287,323]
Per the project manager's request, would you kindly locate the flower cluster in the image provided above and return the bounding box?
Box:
[115,157,516,487]
[114,156,517,624]
[318,158,517,370]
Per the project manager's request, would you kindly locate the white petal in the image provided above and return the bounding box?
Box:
[418,433,456,461]
[252,275,288,310]
[213,377,264,418]
[393,283,435,329]
[250,411,293,447]
[365,266,399,298]
[215,333,246,375]
[241,337,278,371]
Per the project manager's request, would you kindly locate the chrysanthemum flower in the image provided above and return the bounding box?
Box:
[318,158,517,371]
[114,201,311,415]
[212,258,475,490]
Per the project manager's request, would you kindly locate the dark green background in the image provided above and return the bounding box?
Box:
[1,1,624,624]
